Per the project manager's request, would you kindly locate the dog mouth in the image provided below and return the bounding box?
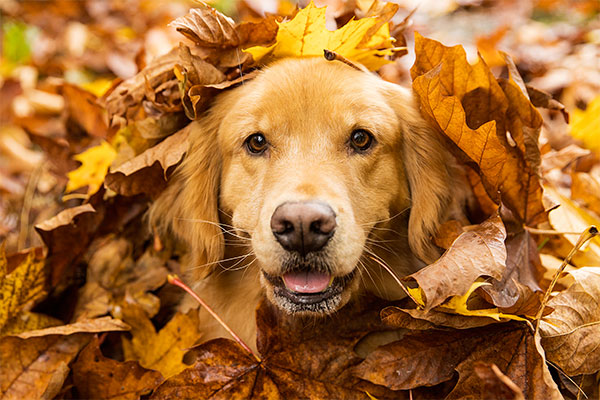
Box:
[262,269,356,312]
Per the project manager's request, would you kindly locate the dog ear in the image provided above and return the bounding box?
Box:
[148,116,224,279]
[382,82,459,264]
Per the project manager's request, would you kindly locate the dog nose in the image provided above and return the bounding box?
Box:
[271,201,336,255]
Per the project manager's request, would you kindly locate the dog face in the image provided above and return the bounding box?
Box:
[151,57,456,316]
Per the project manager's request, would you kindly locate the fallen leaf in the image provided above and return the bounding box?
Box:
[541,144,590,173]
[61,83,110,139]
[65,141,117,196]
[119,305,201,379]
[539,267,600,375]
[0,334,89,400]
[571,172,600,216]
[0,246,47,331]
[72,337,163,400]
[472,363,524,400]
[570,94,600,154]
[0,311,61,336]
[35,203,102,286]
[13,316,130,339]
[411,33,547,226]
[105,124,189,197]
[406,213,507,311]
[152,299,401,399]
[244,2,399,71]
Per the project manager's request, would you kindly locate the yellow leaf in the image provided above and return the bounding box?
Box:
[439,281,529,322]
[244,1,398,71]
[80,78,113,97]
[0,312,61,336]
[407,286,426,307]
[66,141,117,196]
[120,304,201,378]
[570,95,600,154]
[0,247,47,331]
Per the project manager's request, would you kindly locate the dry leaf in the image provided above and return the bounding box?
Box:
[119,305,201,379]
[411,33,547,226]
[65,141,117,196]
[62,83,110,139]
[245,2,398,71]
[0,334,89,400]
[169,4,239,48]
[571,172,600,216]
[406,213,507,311]
[13,316,130,339]
[472,363,524,400]
[0,311,61,336]
[72,337,163,400]
[0,246,47,331]
[539,267,600,375]
[105,124,189,197]
[570,94,600,154]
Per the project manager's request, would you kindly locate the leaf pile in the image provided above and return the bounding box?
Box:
[2,0,600,399]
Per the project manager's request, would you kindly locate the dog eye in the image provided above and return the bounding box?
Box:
[349,129,374,153]
[245,133,268,155]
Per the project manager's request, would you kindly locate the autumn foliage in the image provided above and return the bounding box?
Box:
[1,0,600,399]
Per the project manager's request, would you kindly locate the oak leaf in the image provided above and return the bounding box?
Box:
[72,337,164,400]
[539,267,600,375]
[244,1,399,71]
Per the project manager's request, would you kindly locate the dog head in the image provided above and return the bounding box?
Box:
[150,57,457,315]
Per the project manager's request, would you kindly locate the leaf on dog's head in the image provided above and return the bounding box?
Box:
[411,33,548,226]
[539,267,600,376]
[244,1,399,71]
[406,213,507,311]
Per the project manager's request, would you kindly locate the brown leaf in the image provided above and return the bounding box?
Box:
[571,172,600,216]
[406,213,507,311]
[105,124,190,197]
[433,220,464,250]
[169,4,240,48]
[526,84,569,123]
[13,316,130,339]
[61,83,110,139]
[35,203,102,286]
[411,33,547,226]
[382,305,504,331]
[0,312,61,336]
[540,267,600,375]
[472,363,524,400]
[72,337,163,400]
[541,144,590,173]
[152,299,401,399]
[236,16,280,48]
[447,327,561,399]
[0,334,89,400]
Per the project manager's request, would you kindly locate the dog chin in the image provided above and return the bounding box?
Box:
[260,253,359,314]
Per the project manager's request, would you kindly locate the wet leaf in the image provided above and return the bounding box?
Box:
[245,2,399,71]
[540,267,600,375]
[72,337,163,400]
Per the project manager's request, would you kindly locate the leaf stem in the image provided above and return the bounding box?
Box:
[167,274,261,362]
[534,226,598,335]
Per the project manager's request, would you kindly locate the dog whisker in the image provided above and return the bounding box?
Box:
[188,253,253,271]
[359,207,410,227]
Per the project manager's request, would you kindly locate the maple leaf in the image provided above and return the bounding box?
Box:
[65,141,116,196]
[117,304,202,379]
[244,1,399,71]
[151,299,405,399]
[72,337,164,400]
[0,246,47,331]
[539,267,600,375]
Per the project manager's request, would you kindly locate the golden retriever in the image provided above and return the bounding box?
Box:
[150,57,465,348]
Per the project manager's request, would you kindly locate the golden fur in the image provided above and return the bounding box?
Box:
[150,57,465,348]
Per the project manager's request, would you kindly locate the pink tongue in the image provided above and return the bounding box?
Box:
[282,271,331,293]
